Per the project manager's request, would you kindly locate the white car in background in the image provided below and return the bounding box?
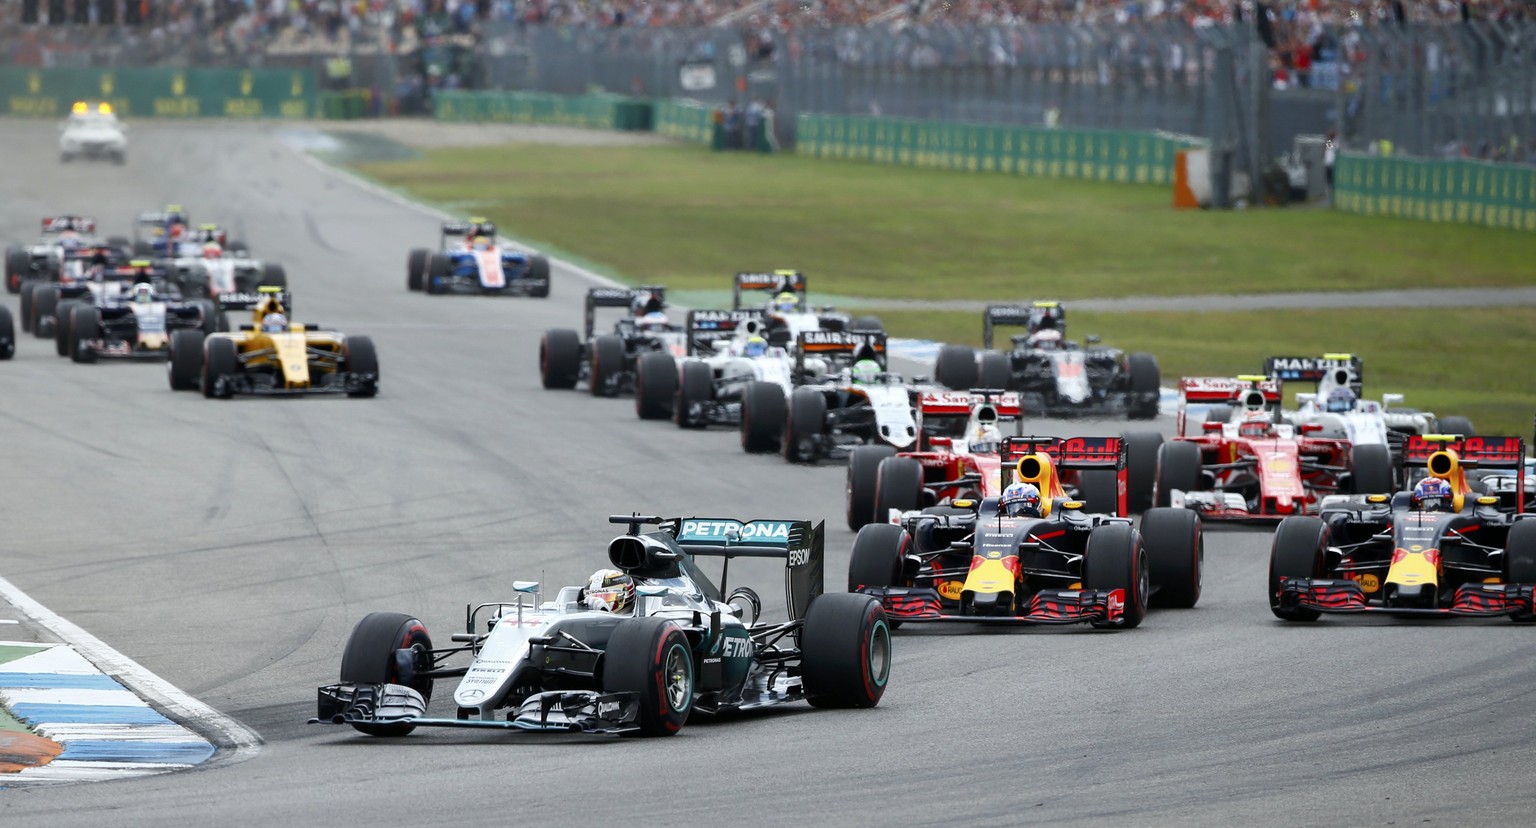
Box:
[60,102,127,164]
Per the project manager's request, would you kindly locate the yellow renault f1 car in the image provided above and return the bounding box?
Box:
[1270,434,1536,621]
[166,287,378,398]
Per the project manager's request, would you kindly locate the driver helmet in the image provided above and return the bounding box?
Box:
[131,282,154,304]
[261,312,288,333]
[58,232,82,250]
[631,290,663,316]
[1325,386,1356,413]
[851,359,881,385]
[1411,477,1454,512]
[584,569,635,614]
[743,335,768,358]
[1239,411,1272,438]
[1027,329,1063,351]
[970,424,1003,455]
[169,223,185,240]
[1000,482,1042,518]
[471,235,492,251]
[772,291,798,314]
[639,311,669,331]
[202,242,223,260]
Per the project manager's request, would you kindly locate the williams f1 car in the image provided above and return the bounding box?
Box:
[732,270,883,345]
[310,514,890,738]
[540,286,687,397]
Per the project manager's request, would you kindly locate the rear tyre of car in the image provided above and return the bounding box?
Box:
[874,457,923,520]
[202,337,238,398]
[1154,440,1202,508]
[848,523,908,591]
[338,612,435,737]
[603,618,692,737]
[675,360,712,428]
[5,247,28,294]
[1204,404,1233,427]
[1503,521,1536,623]
[977,350,1011,390]
[196,300,219,337]
[1141,507,1203,609]
[1269,516,1328,621]
[1349,444,1394,495]
[588,335,624,398]
[539,328,581,390]
[406,248,427,292]
[740,381,785,453]
[634,351,676,420]
[846,445,897,530]
[32,285,59,339]
[800,593,891,709]
[1077,469,1120,515]
[260,262,288,289]
[19,281,36,333]
[1122,431,1164,514]
[167,330,205,390]
[68,305,100,363]
[0,306,13,360]
[1082,523,1148,629]
[343,336,379,398]
[850,315,884,334]
[783,387,827,464]
[1436,416,1475,439]
[53,301,77,357]
[934,344,978,391]
[1125,352,1161,420]
[425,254,451,295]
[526,255,551,298]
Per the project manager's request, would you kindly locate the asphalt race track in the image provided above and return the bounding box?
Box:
[2,120,1534,826]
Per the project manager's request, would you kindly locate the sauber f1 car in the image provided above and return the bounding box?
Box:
[849,435,1202,629]
[310,514,890,738]
[1271,434,1536,621]
[166,287,378,398]
[408,218,550,297]
[934,302,1160,419]
[540,286,687,397]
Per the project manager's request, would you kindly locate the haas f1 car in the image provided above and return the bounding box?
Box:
[408,218,550,297]
[849,435,1202,630]
[311,514,890,738]
[1270,435,1536,622]
[540,286,688,397]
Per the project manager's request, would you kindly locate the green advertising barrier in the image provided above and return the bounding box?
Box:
[433,91,652,131]
[0,66,315,118]
[796,113,1200,185]
[1334,153,1536,232]
[655,99,712,145]
[320,89,372,120]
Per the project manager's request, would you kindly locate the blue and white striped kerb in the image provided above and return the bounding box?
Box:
[0,642,215,786]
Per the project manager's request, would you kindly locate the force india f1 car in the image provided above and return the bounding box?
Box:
[781,331,930,464]
[166,287,378,398]
[849,435,1202,630]
[408,218,551,297]
[934,302,1161,419]
[540,286,688,397]
[1270,434,1536,621]
[311,515,890,738]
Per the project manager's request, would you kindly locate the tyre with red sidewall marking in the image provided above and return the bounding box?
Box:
[846,445,897,530]
[539,328,581,390]
[800,593,891,709]
[634,351,676,420]
[740,380,785,453]
[1269,516,1328,622]
[1083,523,1148,629]
[603,617,692,737]
[338,612,435,737]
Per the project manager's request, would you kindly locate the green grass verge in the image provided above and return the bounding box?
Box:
[355,143,1536,302]
[880,307,1536,438]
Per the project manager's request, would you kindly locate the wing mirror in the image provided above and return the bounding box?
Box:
[1086,334,1101,345]
[1383,393,1404,407]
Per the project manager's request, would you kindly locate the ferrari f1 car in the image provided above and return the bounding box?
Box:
[1135,375,1392,521]
[166,286,377,398]
[732,270,883,345]
[408,218,550,297]
[539,286,687,397]
[1270,434,1536,621]
[933,302,1161,419]
[310,514,890,738]
[781,331,929,464]
[849,435,1202,629]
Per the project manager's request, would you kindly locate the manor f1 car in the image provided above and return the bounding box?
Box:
[1270,434,1536,621]
[311,514,890,738]
[540,286,687,397]
[849,435,1202,629]
[408,218,550,297]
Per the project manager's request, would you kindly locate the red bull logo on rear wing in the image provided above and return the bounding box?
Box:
[1003,435,1123,470]
[1402,435,1526,468]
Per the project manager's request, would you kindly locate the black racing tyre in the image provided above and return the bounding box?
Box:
[848,523,908,592]
[1204,404,1233,427]
[425,253,451,295]
[5,247,28,294]
[800,593,891,709]
[53,301,77,357]
[539,328,581,390]
[133,239,153,257]
[977,350,1011,390]
[1503,520,1536,623]
[1269,516,1328,622]
[850,315,884,334]
[202,337,238,398]
[167,330,205,390]
[634,351,677,420]
[846,445,898,530]
[0,306,13,360]
[19,280,36,333]
[260,262,287,289]
[1349,444,1394,496]
[196,300,218,337]
[934,344,978,391]
[68,305,100,363]
[740,380,785,453]
[406,248,428,291]
[1141,507,1203,609]
[675,359,712,428]
[339,612,435,737]
[1436,416,1475,439]
[1122,431,1164,514]
[526,254,551,298]
[1077,469,1120,515]
[32,285,59,339]
[228,239,248,256]
[1154,440,1203,508]
[783,387,828,463]
[343,336,379,398]
[603,618,692,737]
[1082,523,1149,630]
[588,335,624,398]
[1125,352,1161,419]
[874,456,923,520]
[106,235,130,250]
